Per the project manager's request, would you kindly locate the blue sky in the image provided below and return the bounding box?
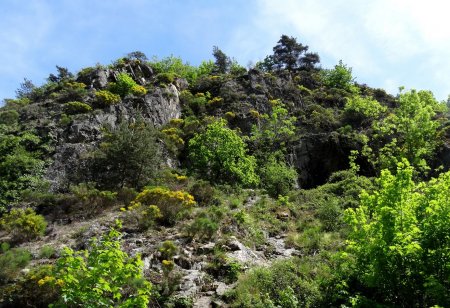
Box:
[1,0,450,102]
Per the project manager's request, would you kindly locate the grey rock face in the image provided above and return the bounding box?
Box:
[45,84,182,192]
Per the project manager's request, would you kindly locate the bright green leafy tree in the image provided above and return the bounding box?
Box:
[251,99,297,154]
[188,119,259,186]
[370,89,446,172]
[0,129,46,213]
[345,160,450,306]
[50,221,152,307]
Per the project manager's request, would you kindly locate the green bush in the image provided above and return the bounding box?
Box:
[189,180,215,206]
[128,187,195,226]
[0,246,32,283]
[39,245,56,259]
[109,73,138,97]
[185,215,218,241]
[131,84,147,96]
[64,101,92,115]
[91,118,161,189]
[259,154,298,197]
[0,110,19,125]
[94,89,121,106]
[59,113,72,126]
[0,264,59,307]
[0,208,47,242]
[188,119,259,186]
[155,72,176,84]
[49,221,152,307]
[230,257,332,307]
[344,161,450,307]
[70,182,117,215]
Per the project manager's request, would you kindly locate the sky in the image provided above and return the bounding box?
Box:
[1,0,450,102]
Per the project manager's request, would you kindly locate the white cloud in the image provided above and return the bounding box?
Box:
[234,0,450,99]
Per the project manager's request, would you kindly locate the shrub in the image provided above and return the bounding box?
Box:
[259,154,298,197]
[0,110,19,125]
[39,245,56,259]
[94,90,121,106]
[230,257,331,307]
[185,216,218,241]
[344,95,386,125]
[109,72,138,97]
[129,187,195,226]
[188,119,259,186]
[70,183,117,216]
[91,118,161,189]
[0,246,31,283]
[0,264,59,307]
[59,113,72,126]
[47,221,152,307]
[122,202,162,230]
[0,208,47,242]
[64,101,92,115]
[155,72,176,84]
[189,180,215,206]
[131,84,147,96]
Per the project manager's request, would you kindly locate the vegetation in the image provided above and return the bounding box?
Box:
[0,208,47,242]
[91,117,161,189]
[188,119,259,186]
[0,34,449,307]
[48,221,152,307]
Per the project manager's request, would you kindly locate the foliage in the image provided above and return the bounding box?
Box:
[322,60,357,92]
[0,130,46,212]
[0,208,47,242]
[92,118,161,189]
[129,186,195,226]
[64,101,93,115]
[188,119,259,186]
[0,246,32,283]
[188,180,216,206]
[370,89,446,172]
[0,109,19,125]
[131,84,147,96]
[0,264,59,307]
[250,100,297,154]
[70,183,117,216]
[230,256,334,307]
[345,161,450,306]
[156,72,176,84]
[185,214,219,241]
[149,55,212,85]
[272,35,309,72]
[212,46,231,74]
[259,153,298,197]
[344,95,386,125]
[95,89,121,106]
[48,221,152,307]
[109,72,139,97]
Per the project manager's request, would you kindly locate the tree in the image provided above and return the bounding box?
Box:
[47,66,74,83]
[126,51,148,62]
[322,60,356,92]
[370,89,446,172]
[15,78,35,99]
[0,130,45,213]
[92,117,161,189]
[345,161,450,307]
[259,152,298,197]
[188,119,259,186]
[50,221,152,307]
[273,35,308,72]
[212,46,231,74]
[250,100,297,155]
